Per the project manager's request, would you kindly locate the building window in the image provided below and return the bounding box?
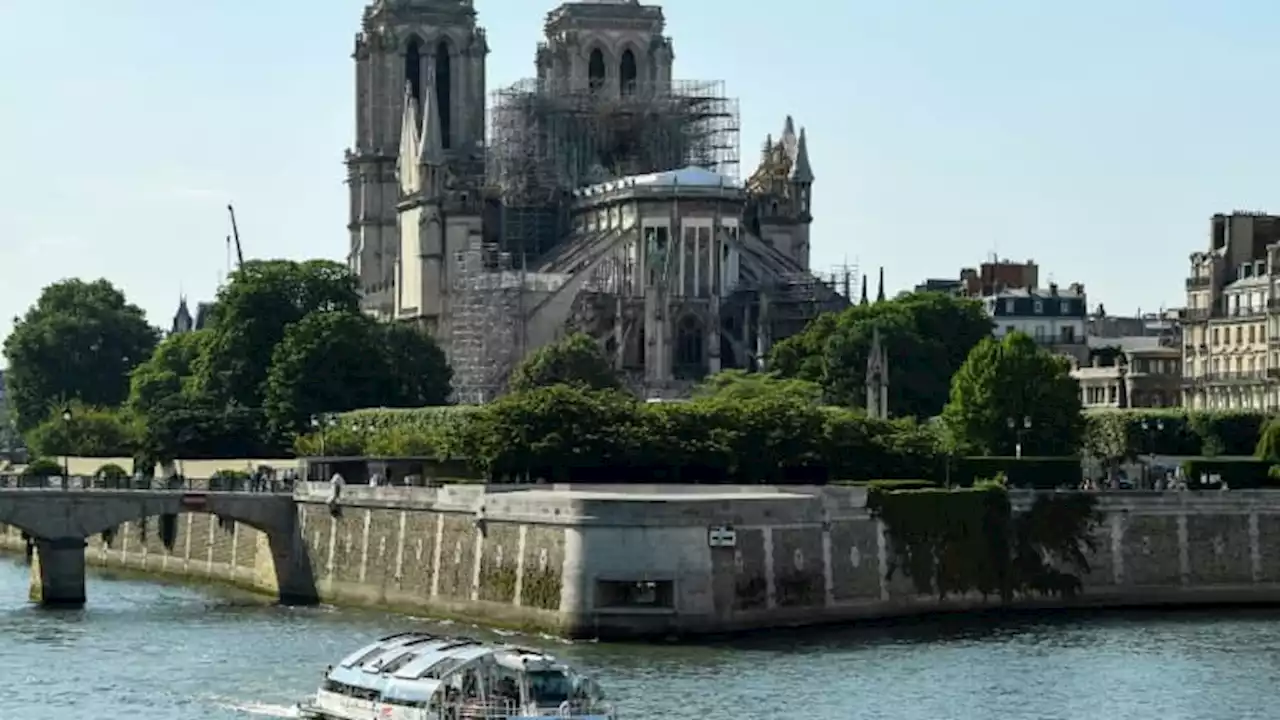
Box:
[1033,300,1043,314]
[595,580,674,609]
[1004,299,1015,314]
[1061,326,1076,343]
[1250,326,1256,344]
[1060,301,1071,314]
[1034,325,1046,340]
[1237,327,1243,344]
[1214,328,1220,345]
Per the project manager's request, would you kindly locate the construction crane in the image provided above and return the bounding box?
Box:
[226,203,245,268]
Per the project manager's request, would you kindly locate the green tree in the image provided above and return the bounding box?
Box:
[380,322,452,408]
[693,369,822,404]
[24,403,140,458]
[263,311,451,437]
[940,332,1083,456]
[509,332,621,393]
[770,292,992,418]
[126,329,209,416]
[191,260,360,408]
[3,279,159,431]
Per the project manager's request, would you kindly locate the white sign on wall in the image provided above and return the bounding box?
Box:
[708,526,737,548]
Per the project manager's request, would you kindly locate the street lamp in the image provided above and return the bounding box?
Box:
[1007,416,1032,459]
[1141,418,1165,489]
[60,408,72,485]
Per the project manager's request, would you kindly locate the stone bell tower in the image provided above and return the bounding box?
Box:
[347,0,488,318]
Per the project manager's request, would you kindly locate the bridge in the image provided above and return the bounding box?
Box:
[0,486,316,607]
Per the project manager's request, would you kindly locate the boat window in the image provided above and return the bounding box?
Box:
[322,679,380,702]
[528,671,571,706]
[383,698,432,709]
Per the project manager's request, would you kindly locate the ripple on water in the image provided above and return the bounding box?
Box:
[2,559,1280,719]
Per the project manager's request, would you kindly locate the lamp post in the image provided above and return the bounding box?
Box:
[60,408,72,487]
[1007,416,1032,459]
[1141,418,1165,489]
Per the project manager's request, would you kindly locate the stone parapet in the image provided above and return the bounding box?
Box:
[6,486,1280,639]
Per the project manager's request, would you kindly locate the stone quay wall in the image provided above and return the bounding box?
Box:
[5,486,1280,638]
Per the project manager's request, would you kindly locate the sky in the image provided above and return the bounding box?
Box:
[2,0,1278,349]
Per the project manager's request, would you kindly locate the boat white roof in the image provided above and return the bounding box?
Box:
[327,633,566,692]
[573,165,742,197]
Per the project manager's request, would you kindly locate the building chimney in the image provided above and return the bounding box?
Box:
[1049,283,1058,296]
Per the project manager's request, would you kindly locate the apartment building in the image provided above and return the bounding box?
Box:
[1073,336,1182,409]
[984,283,1089,364]
[1183,212,1280,410]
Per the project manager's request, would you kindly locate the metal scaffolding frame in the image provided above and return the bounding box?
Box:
[444,76,743,403]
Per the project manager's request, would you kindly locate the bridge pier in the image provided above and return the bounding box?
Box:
[28,538,87,607]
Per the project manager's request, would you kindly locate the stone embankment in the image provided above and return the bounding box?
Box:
[4,484,1280,638]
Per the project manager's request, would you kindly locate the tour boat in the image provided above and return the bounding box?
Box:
[296,632,617,720]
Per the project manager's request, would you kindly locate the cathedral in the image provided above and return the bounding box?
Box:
[347,0,848,402]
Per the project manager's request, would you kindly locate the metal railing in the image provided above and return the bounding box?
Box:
[0,475,295,494]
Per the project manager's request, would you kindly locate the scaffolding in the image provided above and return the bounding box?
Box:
[448,240,528,405]
[487,77,741,263]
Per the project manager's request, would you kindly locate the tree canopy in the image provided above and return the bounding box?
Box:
[190,259,360,408]
[3,279,158,431]
[509,332,621,393]
[263,312,451,436]
[769,292,992,417]
[127,329,208,416]
[940,331,1084,456]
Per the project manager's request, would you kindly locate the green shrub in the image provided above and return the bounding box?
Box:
[1180,458,1278,489]
[1084,409,1267,460]
[24,404,140,458]
[858,479,938,490]
[22,457,63,478]
[951,457,1081,489]
[304,385,944,484]
[1257,418,1280,461]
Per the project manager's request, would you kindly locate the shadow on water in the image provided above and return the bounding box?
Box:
[707,604,1280,654]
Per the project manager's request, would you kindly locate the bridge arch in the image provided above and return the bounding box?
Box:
[0,491,317,608]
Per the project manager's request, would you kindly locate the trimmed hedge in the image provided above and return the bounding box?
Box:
[950,456,1081,490]
[1084,409,1268,459]
[1180,458,1280,490]
[296,387,941,484]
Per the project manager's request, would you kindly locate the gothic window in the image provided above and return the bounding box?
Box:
[620,49,637,95]
[675,315,704,373]
[406,37,424,105]
[589,48,606,92]
[435,41,452,149]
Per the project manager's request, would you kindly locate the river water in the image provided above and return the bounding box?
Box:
[2,559,1279,720]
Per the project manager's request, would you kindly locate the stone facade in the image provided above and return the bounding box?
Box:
[6,487,1280,638]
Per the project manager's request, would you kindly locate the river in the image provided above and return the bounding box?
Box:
[2,559,1279,719]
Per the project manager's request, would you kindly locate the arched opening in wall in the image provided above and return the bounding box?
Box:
[674,315,705,379]
[588,48,606,92]
[434,41,453,149]
[620,49,637,95]
[405,37,424,106]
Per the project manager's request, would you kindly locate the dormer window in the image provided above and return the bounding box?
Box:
[1004,299,1015,314]
[1033,300,1043,314]
[1060,300,1071,314]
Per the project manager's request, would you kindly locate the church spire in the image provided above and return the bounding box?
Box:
[876,267,885,302]
[789,127,813,183]
[860,275,869,305]
[419,69,445,167]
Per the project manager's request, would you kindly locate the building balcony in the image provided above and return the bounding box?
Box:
[1184,308,1211,322]
[1186,276,1212,290]
[1198,370,1269,384]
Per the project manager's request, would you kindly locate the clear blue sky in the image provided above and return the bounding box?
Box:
[2,0,1277,347]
